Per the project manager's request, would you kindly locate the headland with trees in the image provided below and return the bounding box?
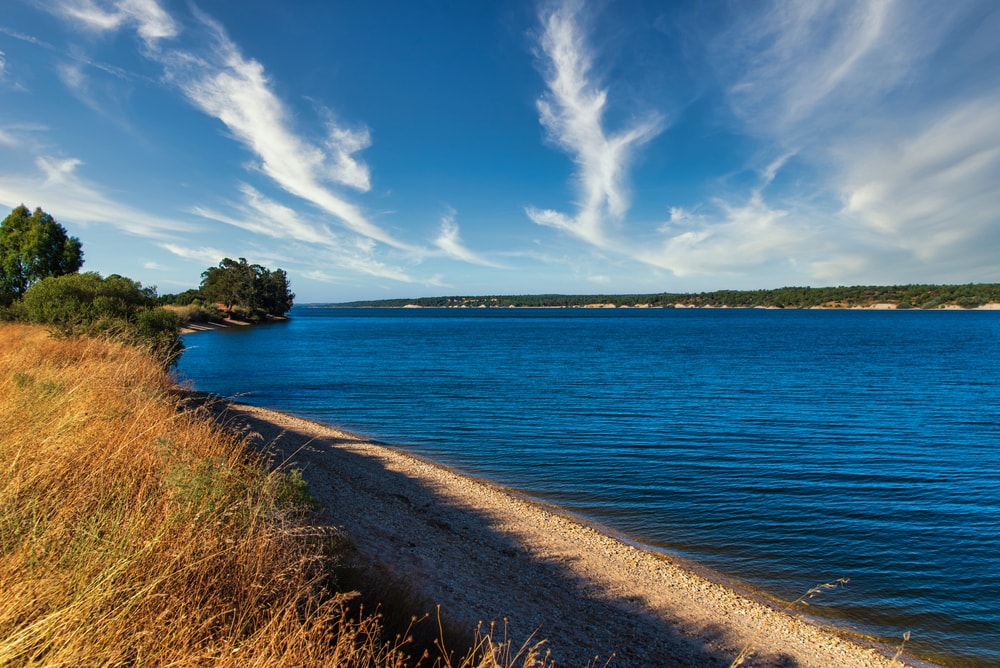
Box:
[0,204,295,364]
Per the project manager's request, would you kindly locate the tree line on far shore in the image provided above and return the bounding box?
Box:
[336,283,1000,310]
[0,204,294,364]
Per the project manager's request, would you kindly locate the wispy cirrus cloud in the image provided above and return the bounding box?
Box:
[45,0,415,255]
[650,0,1000,285]
[0,26,52,48]
[721,0,904,141]
[159,243,226,267]
[643,193,806,278]
[434,211,505,268]
[164,13,412,249]
[0,155,192,238]
[191,183,340,248]
[837,94,1000,276]
[34,0,509,291]
[190,184,425,284]
[524,1,813,282]
[526,0,663,248]
[50,0,178,46]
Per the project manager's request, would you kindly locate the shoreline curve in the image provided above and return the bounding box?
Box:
[194,393,930,668]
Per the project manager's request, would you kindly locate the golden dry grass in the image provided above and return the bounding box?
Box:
[0,324,410,666]
[0,323,557,667]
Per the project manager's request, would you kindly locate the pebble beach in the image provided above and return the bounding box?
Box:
[205,398,926,668]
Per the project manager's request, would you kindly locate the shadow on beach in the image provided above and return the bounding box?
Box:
[184,391,808,667]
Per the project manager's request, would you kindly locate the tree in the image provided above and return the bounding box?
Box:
[0,205,83,305]
[258,267,295,317]
[200,257,261,317]
[199,257,294,319]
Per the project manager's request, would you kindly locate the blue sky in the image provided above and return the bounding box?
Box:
[1,0,999,302]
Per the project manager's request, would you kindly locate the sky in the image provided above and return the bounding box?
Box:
[1,0,999,303]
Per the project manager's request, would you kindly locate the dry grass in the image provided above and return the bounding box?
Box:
[0,324,551,667]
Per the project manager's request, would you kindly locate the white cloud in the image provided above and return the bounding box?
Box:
[165,12,411,250]
[643,192,808,277]
[191,183,340,247]
[527,0,663,247]
[43,0,412,255]
[671,0,1000,285]
[839,95,1000,267]
[0,27,51,48]
[160,243,226,266]
[189,185,426,283]
[434,211,504,268]
[0,156,193,238]
[325,124,372,192]
[723,0,904,139]
[50,0,178,46]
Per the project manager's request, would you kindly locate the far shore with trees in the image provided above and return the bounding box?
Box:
[333,283,1000,310]
[1,204,295,364]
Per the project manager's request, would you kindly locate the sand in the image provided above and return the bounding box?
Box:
[197,396,923,668]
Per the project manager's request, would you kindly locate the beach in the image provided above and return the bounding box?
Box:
[201,397,922,668]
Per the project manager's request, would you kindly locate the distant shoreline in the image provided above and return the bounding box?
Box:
[319,283,1000,310]
[313,302,1000,310]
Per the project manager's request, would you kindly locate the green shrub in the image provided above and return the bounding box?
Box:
[23,272,183,365]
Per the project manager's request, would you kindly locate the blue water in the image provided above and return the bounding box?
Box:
[177,307,1000,666]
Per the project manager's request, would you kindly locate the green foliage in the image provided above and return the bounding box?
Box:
[23,272,183,365]
[270,468,318,511]
[199,257,295,319]
[165,452,315,527]
[134,307,183,363]
[0,205,83,305]
[158,288,203,306]
[335,283,1000,309]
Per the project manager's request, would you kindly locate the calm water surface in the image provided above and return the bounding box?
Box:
[177,307,1000,666]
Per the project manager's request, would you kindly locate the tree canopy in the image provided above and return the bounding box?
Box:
[0,205,83,305]
[198,257,294,319]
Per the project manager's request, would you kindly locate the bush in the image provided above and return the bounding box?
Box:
[23,272,183,365]
[133,307,184,365]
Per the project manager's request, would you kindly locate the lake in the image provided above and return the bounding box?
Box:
[177,306,1000,666]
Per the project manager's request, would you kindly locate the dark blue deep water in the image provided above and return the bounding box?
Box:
[177,307,1000,666]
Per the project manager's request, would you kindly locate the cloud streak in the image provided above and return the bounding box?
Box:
[190,185,426,284]
[51,0,178,46]
[46,0,414,253]
[839,95,1000,273]
[434,211,505,268]
[165,12,413,250]
[0,156,193,238]
[651,0,1000,285]
[722,0,902,139]
[527,0,663,247]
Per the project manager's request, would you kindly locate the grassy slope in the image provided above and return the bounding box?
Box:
[0,324,552,667]
[0,324,414,666]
